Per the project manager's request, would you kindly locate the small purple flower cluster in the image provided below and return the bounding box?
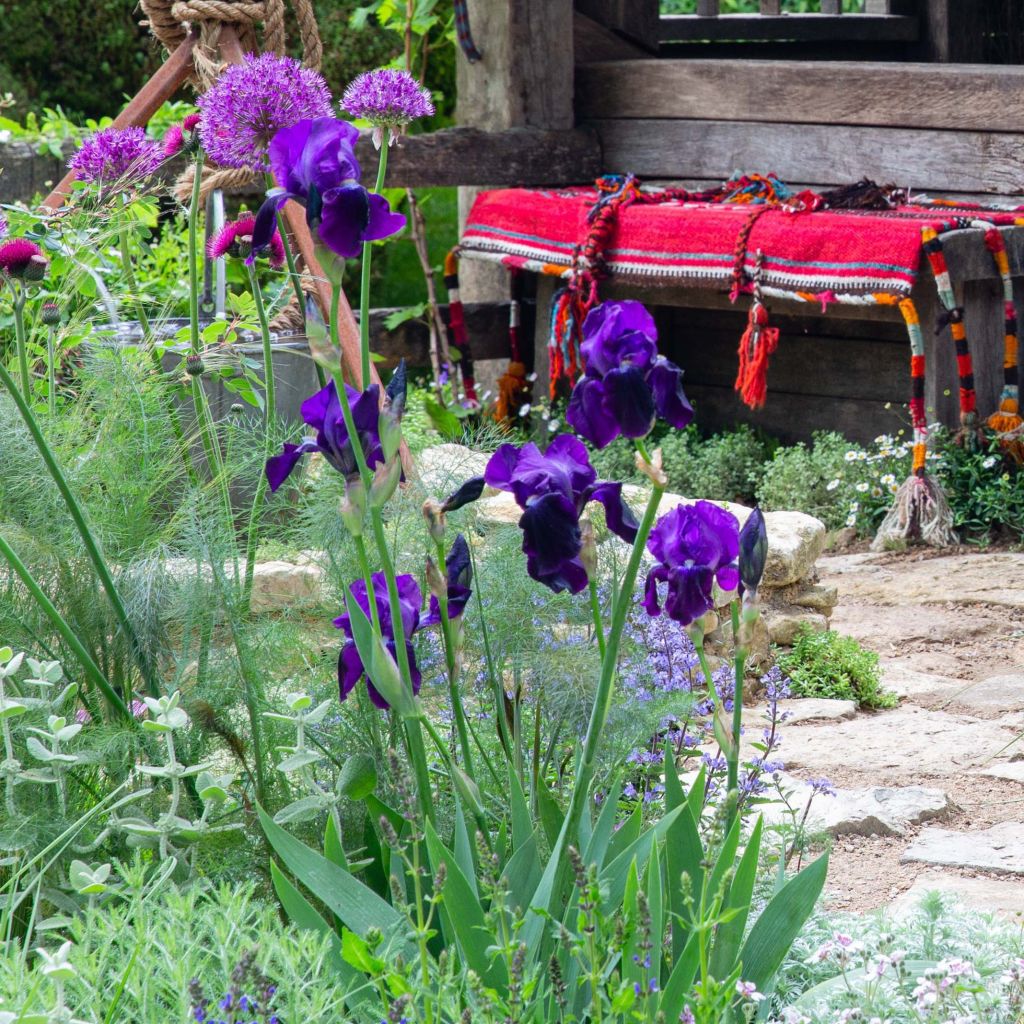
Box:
[69,126,163,185]
[189,950,280,1024]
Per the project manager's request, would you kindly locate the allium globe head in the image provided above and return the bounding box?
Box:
[197,53,333,172]
[342,68,434,145]
[69,126,163,185]
[643,501,740,627]
[566,299,694,449]
[0,238,48,280]
[207,215,285,268]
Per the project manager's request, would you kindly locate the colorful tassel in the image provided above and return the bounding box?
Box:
[494,269,529,423]
[443,249,478,407]
[734,299,779,410]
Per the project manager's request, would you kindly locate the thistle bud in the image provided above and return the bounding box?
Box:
[22,254,48,282]
[185,352,205,377]
[40,302,61,326]
[635,446,668,489]
[579,519,598,580]
[229,402,245,417]
[340,479,366,536]
[422,498,446,542]
[368,455,401,508]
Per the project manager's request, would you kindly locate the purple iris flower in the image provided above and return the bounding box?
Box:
[483,435,638,594]
[423,533,472,625]
[566,300,693,449]
[334,572,422,710]
[251,117,405,262]
[265,380,382,491]
[643,501,740,627]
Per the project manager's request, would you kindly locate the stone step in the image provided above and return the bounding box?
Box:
[901,822,1024,875]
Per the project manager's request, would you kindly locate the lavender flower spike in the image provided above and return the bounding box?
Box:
[197,53,333,173]
[342,68,435,147]
[69,126,163,185]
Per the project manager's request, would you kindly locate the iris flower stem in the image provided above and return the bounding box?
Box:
[358,143,390,387]
[0,532,130,721]
[727,600,747,832]
[433,538,474,774]
[327,281,435,824]
[0,356,158,698]
[12,289,31,402]
[242,265,275,609]
[588,578,606,659]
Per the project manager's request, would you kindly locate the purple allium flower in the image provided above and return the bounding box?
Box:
[251,117,405,261]
[163,112,201,157]
[207,214,285,269]
[483,434,639,594]
[265,380,383,491]
[643,501,740,627]
[738,507,768,597]
[0,238,48,280]
[0,214,7,239]
[422,533,473,625]
[342,68,434,146]
[197,53,333,172]
[566,300,693,448]
[334,572,422,709]
[69,126,163,185]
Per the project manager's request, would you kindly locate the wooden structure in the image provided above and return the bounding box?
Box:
[447,0,1024,443]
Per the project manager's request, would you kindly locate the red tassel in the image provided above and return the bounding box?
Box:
[735,301,779,409]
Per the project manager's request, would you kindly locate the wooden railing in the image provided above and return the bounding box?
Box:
[661,0,919,43]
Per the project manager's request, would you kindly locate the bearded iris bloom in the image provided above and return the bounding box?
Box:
[566,300,693,449]
[334,572,423,710]
[643,501,740,627]
[484,435,638,594]
[251,117,405,262]
[265,362,406,492]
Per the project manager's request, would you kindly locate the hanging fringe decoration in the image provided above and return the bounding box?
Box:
[443,248,478,407]
[495,268,530,423]
[452,0,483,62]
[820,178,908,211]
[983,227,1024,462]
[872,297,957,550]
[734,251,779,409]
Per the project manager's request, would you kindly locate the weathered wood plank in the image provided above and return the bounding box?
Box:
[696,0,721,16]
[588,119,1024,194]
[916,0,985,62]
[358,127,601,188]
[658,13,918,42]
[576,59,1024,134]
[574,11,651,62]
[574,0,659,51]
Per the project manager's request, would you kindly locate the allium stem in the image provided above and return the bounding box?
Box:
[0,532,130,719]
[12,289,31,402]
[358,143,390,387]
[0,357,158,698]
[242,265,275,609]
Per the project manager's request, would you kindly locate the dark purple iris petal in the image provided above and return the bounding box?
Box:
[270,118,361,199]
[643,501,741,627]
[364,191,407,242]
[568,299,691,449]
[520,492,582,578]
[317,184,370,260]
[648,357,694,431]
[422,534,474,626]
[266,440,319,493]
[602,366,657,439]
[586,481,639,544]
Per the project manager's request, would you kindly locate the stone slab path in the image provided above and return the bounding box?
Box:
[770,547,1024,916]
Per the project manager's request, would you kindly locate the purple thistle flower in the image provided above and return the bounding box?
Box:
[163,112,201,157]
[483,434,639,594]
[422,533,473,625]
[643,502,740,627]
[251,117,405,261]
[566,300,693,449]
[0,238,47,280]
[207,214,285,269]
[69,126,163,185]
[334,572,423,710]
[342,68,434,147]
[197,53,333,172]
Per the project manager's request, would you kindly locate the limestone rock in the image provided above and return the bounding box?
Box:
[786,583,839,614]
[953,674,1024,714]
[760,511,828,587]
[766,778,954,837]
[902,823,1024,875]
[250,560,325,613]
[891,872,1024,918]
[764,609,828,646]
[415,444,491,497]
[475,490,522,528]
[977,762,1024,785]
[779,698,857,725]
[879,661,966,700]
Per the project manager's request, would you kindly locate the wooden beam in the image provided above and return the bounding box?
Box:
[659,13,918,42]
[576,59,1024,133]
[916,0,985,62]
[588,118,1024,194]
[574,11,651,62]
[574,0,659,51]
[357,127,601,188]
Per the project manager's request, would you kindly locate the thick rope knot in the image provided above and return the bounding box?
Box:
[140,0,322,78]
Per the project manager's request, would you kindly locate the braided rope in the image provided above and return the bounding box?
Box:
[172,162,259,205]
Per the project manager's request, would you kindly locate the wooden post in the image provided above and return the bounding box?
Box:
[575,0,661,51]
[456,0,575,395]
[916,0,985,62]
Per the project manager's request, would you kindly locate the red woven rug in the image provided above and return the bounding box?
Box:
[460,186,1017,301]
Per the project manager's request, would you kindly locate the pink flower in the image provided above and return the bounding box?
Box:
[0,238,48,280]
[207,215,285,269]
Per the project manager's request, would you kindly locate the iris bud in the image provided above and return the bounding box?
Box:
[425,556,447,602]
[738,507,768,598]
[442,475,485,513]
[304,295,340,371]
[379,360,407,461]
[422,498,446,542]
[368,455,401,508]
[635,446,668,489]
[579,519,597,581]
[340,479,366,535]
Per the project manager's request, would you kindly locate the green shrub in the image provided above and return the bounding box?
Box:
[777,626,896,709]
